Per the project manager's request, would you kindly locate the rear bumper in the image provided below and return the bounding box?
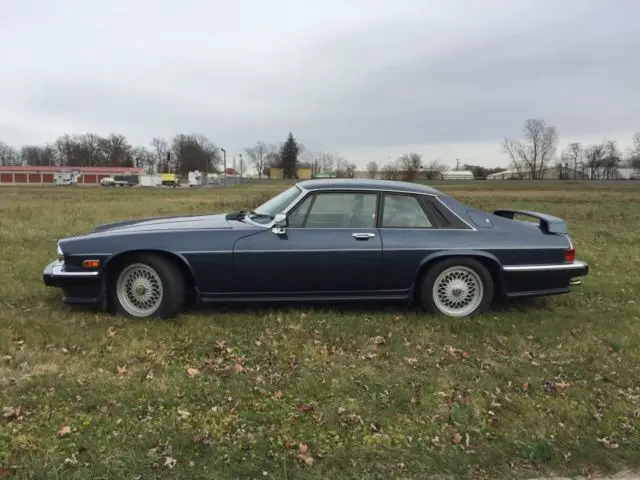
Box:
[502,260,589,277]
[500,260,589,298]
[43,260,103,306]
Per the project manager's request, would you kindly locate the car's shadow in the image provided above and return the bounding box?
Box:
[49,291,549,318]
[179,296,549,317]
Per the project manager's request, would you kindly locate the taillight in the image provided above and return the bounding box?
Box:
[564,248,575,263]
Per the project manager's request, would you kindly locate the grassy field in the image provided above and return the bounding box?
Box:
[1,183,639,479]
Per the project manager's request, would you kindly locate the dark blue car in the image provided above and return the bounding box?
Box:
[43,179,589,319]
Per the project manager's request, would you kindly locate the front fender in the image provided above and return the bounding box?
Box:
[99,248,197,281]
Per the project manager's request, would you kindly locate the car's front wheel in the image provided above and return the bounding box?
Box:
[109,254,185,320]
[418,257,493,317]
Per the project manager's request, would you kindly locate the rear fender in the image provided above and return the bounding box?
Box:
[415,250,504,295]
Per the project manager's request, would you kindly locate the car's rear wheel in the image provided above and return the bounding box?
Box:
[109,254,185,320]
[419,257,493,317]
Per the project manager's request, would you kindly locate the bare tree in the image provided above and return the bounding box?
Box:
[132,146,155,172]
[502,119,558,179]
[423,159,448,180]
[263,143,281,177]
[150,137,168,173]
[380,159,401,180]
[0,141,19,165]
[366,161,378,179]
[561,142,583,179]
[99,133,133,167]
[584,143,606,179]
[170,134,220,176]
[602,140,622,179]
[333,156,355,178]
[78,133,102,167]
[244,141,269,178]
[398,152,422,180]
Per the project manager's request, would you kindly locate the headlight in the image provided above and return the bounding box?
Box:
[57,243,64,261]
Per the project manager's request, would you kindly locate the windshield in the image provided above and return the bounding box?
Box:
[249,186,301,224]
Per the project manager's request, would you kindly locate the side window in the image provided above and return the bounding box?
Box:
[303,192,377,228]
[382,194,433,228]
[287,195,313,228]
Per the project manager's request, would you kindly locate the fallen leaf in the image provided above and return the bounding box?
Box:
[233,363,244,373]
[164,456,177,469]
[106,326,117,338]
[57,425,71,437]
[187,367,200,377]
[297,403,315,412]
[115,365,127,377]
[299,443,309,455]
[452,432,462,444]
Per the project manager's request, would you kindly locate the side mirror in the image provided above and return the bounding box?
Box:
[271,213,287,235]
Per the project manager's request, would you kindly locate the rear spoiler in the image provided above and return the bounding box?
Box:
[493,209,568,235]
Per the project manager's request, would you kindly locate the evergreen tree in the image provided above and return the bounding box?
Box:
[280,132,300,179]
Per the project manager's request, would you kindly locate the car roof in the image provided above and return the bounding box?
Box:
[296,178,444,196]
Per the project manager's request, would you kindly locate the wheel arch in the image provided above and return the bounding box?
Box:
[102,249,196,292]
[414,251,503,302]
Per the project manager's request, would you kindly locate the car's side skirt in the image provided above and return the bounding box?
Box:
[199,289,411,303]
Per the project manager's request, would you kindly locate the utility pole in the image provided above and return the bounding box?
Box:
[221,148,226,187]
[456,158,460,171]
[238,153,243,178]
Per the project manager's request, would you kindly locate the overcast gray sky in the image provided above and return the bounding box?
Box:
[1,0,638,168]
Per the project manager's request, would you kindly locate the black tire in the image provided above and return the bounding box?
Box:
[418,257,494,318]
[108,253,185,320]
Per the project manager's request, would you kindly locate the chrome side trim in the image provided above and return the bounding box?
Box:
[502,260,588,272]
[50,261,99,277]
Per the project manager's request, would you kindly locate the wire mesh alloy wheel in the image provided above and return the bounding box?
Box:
[116,263,164,317]
[431,265,484,317]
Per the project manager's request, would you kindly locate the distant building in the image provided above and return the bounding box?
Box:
[268,166,313,180]
[0,165,144,184]
[441,170,474,180]
[485,166,638,180]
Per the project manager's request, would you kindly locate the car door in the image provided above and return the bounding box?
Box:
[232,191,382,296]
[377,192,440,291]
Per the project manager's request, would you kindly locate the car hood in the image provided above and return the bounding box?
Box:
[93,213,233,233]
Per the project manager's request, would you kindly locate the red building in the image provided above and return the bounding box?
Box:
[0,166,144,184]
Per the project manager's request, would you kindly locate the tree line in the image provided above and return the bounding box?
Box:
[503,119,640,180]
[0,129,507,180]
[2,119,636,179]
[0,130,355,179]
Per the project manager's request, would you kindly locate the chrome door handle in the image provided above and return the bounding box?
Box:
[352,232,375,239]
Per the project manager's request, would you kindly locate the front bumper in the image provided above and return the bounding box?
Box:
[43,260,103,306]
